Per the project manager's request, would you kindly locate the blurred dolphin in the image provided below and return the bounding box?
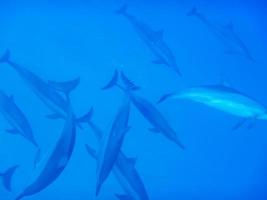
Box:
[14,104,76,200]
[187,6,255,62]
[0,50,80,120]
[79,108,149,200]
[92,95,131,196]
[0,90,41,164]
[116,4,182,76]
[0,90,38,147]
[102,70,184,149]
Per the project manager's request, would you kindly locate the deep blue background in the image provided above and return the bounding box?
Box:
[0,0,267,199]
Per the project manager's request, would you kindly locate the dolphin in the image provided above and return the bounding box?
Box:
[116,4,182,76]
[79,108,149,200]
[93,95,131,196]
[0,90,38,147]
[187,6,255,62]
[14,104,76,200]
[0,165,19,192]
[0,50,80,120]
[158,84,267,127]
[102,70,184,150]
[0,90,41,164]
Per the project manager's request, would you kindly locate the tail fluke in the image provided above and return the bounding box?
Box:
[48,77,80,98]
[0,165,19,192]
[102,70,119,90]
[157,93,175,104]
[187,6,197,16]
[0,49,10,63]
[120,72,140,91]
[116,4,128,15]
[76,107,94,124]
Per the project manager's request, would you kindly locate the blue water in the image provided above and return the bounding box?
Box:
[0,0,267,199]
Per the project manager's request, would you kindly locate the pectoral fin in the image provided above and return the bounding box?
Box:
[232,118,247,130]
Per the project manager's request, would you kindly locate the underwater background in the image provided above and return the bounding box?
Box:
[0,0,267,199]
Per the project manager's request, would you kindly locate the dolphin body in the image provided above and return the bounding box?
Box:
[159,84,267,120]
[14,105,76,200]
[187,6,255,62]
[94,96,131,196]
[79,109,149,200]
[0,165,19,192]
[116,4,182,76]
[102,70,184,150]
[0,50,79,120]
[0,90,38,148]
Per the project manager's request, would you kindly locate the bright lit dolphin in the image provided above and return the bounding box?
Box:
[116,4,182,76]
[79,108,149,200]
[187,6,255,62]
[0,50,80,120]
[102,70,184,149]
[159,84,267,121]
[94,96,131,196]
[14,105,76,200]
[0,165,19,192]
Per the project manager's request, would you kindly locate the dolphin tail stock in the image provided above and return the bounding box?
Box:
[120,71,140,91]
[13,193,24,200]
[187,5,198,16]
[115,194,134,200]
[174,137,186,150]
[0,49,11,63]
[157,92,175,104]
[115,4,128,15]
[85,144,98,160]
[0,165,19,192]
[95,179,102,197]
[48,77,80,98]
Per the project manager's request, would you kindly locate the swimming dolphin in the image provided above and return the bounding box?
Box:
[0,90,38,147]
[158,84,267,127]
[94,96,131,196]
[0,90,41,164]
[0,50,80,120]
[0,165,19,192]
[14,104,76,200]
[187,6,255,62]
[79,108,149,200]
[102,70,184,149]
[116,4,182,76]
